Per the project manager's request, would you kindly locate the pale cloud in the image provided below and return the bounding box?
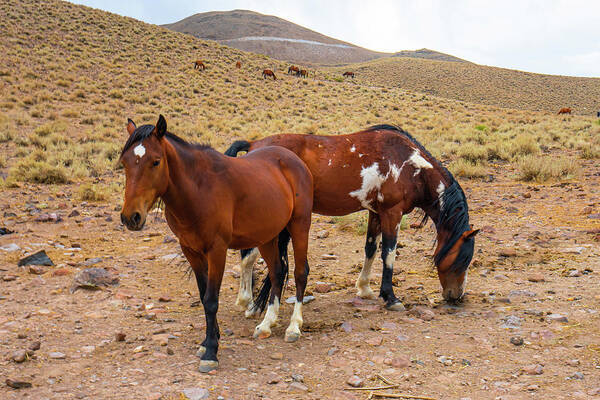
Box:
[69,0,599,77]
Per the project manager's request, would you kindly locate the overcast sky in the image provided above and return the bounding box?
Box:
[70,0,599,77]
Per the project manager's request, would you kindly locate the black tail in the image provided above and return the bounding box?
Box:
[252,229,291,313]
[224,140,251,157]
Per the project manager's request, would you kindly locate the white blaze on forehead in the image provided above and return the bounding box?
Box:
[328,159,332,166]
[349,162,388,212]
[437,182,446,209]
[133,143,146,158]
[350,145,356,152]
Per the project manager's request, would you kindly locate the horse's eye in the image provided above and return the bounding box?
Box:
[152,159,160,167]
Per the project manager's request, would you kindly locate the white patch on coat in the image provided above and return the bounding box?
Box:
[356,234,381,298]
[328,159,332,166]
[436,182,446,210]
[285,301,303,338]
[389,162,401,182]
[350,145,356,153]
[358,153,364,158]
[385,245,396,268]
[236,248,259,311]
[408,149,432,176]
[377,193,384,202]
[133,143,146,158]
[349,163,387,212]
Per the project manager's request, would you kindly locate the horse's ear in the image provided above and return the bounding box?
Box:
[127,118,136,136]
[155,114,166,138]
[463,229,480,240]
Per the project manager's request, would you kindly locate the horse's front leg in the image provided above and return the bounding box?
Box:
[235,248,259,315]
[253,237,283,339]
[356,211,381,299]
[379,207,405,311]
[199,244,227,373]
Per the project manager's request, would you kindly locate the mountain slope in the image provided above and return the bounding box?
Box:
[163,9,388,65]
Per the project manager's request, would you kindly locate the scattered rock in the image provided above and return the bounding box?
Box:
[28,265,48,275]
[3,275,18,281]
[510,336,524,346]
[266,373,281,384]
[81,257,102,266]
[366,336,383,346]
[316,230,329,239]
[115,332,126,342]
[182,387,209,400]
[563,247,585,255]
[158,296,172,302]
[68,210,80,217]
[28,341,41,351]
[340,321,353,333]
[314,282,332,293]
[437,356,453,366]
[35,213,62,223]
[0,227,14,235]
[569,372,584,380]
[18,250,54,267]
[0,243,20,252]
[163,235,177,243]
[408,306,435,321]
[48,351,66,359]
[568,270,582,277]
[291,374,304,383]
[547,313,568,323]
[52,268,72,276]
[5,379,32,389]
[526,384,539,391]
[500,315,522,329]
[566,359,580,367]
[321,253,338,260]
[499,248,517,257]
[327,347,339,356]
[522,364,543,375]
[385,356,410,368]
[11,350,28,363]
[71,267,119,292]
[346,375,364,388]
[289,381,308,392]
[270,352,283,360]
[81,345,95,353]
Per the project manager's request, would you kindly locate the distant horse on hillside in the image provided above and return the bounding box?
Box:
[298,69,308,78]
[557,107,572,115]
[288,66,299,75]
[343,71,355,78]
[235,61,241,69]
[262,69,277,80]
[194,60,206,71]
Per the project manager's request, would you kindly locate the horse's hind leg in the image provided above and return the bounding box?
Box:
[379,207,405,311]
[235,248,258,314]
[356,211,381,299]
[285,217,310,343]
[253,237,285,339]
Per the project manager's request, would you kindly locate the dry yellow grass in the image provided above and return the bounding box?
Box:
[0,0,598,189]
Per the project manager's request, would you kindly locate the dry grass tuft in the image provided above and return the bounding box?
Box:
[518,155,579,182]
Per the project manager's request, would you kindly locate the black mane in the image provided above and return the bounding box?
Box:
[367,124,472,273]
[120,124,212,157]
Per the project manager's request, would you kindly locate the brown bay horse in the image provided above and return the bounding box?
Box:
[226,125,478,311]
[298,69,308,78]
[120,115,313,373]
[262,69,276,80]
[235,61,241,69]
[288,65,299,75]
[557,107,572,115]
[194,60,205,70]
[343,71,355,78]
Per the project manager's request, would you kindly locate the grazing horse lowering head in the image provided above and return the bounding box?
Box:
[557,107,572,115]
[119,116,170,231]
[430,181,479,302]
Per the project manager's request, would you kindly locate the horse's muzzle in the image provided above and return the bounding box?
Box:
[120,211,144,231]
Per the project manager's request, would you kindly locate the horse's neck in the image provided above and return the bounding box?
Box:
[419,168,448,228]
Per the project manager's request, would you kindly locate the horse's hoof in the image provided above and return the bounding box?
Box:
[253,328,271,339]
[386,301,406,312]
[245,308,257,319]
[198,360,219,373]
[357,288,377,300]
[196,346,206,357]
[284,331,300,343]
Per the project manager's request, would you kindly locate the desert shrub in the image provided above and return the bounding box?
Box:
[33,120,68,137]
[449,159,488,179]
[333,212,368,235]
[518,155,578,182]
[509,134,539,158]
[9,158,69,184]
[579,143,600,159]
[457,143,488,163]
[77,183,107,201]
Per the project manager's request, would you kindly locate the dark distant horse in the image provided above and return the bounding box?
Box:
[120,115,313,373]
[343,71,355,78]
[194,60,206,70]
[235,61,241,69]
[288,66,299,75]
[557,107,572,115]
[262,69,277,80]
[226,125,478,311]
[298,69,308,78]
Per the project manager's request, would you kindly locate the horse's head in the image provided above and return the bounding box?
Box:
[434,228,479,302]
[119,115,170,231]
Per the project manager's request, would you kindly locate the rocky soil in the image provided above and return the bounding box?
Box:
[1,162,599,400]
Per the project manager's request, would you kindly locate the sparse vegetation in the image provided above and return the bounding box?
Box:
[77,182,108,201]
[518,155,578,182]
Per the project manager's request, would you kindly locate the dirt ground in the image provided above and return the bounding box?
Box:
[1,161,599,400]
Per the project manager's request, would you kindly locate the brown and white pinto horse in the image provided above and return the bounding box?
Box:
[298,69,308,78]
[194,60,206,70]
[342,71,355,78]
[557,107,572,115]
[262,69,277,80]
[120,115,313,373]
[226,125,478,311]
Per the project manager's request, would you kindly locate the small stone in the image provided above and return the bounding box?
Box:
[166,347,174,355]
[158,296,172,302]
[346,375,364,388]
[115,332,126,342]
[587,387,600,396]
[182,387,210,400]
[289,381,308,392]
[568,270,582,277]
[547,313,568,323]
[563,247,585,255]
[327,347,339,356]
[500,315,522,329]
[499,248,517,257]
[5,379,32,389]
[28,265,48,275]
[409,306,434,321]
[18,250,54,266]
[133,346,144,353]
[316,230,329,239]
[49,351,66,359]
[2,275,17,281]
[266,373,281,384]
[81,346,95,353]
[314,282,332,293]
[385,356,410,368]
[291,374,304,383]
[510,336,524,346]
[522,364,543,375]
[0,243,20,252]
[52,268,72,276]
[28,341,41,351]
[570,372,584,380]
[437,356,453,366]
[270,352,283,360]
[366,336,383,346]
[566,359,580,367]
[321,253,338,260]
[526,384,539,391]
[11,350,27,363]
[163,235,177,243]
